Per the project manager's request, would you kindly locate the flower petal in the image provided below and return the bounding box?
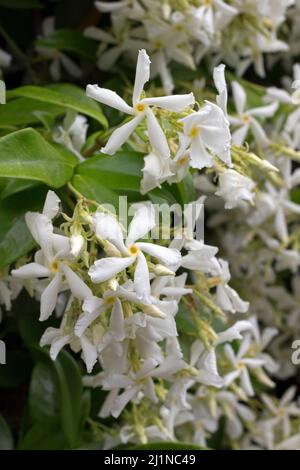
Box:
[40,271,62,321]
[11,263,51,279]
[42,190,61,219]
[132,49,150,106]
[134,251,151,302]
[146,108,170,158]
[93,212,127,254]
[136,242,181,266]
[61,264,92,299]
[101,115,143,155]
[86,84,134,115]
[89,256,134,283]
[127,203,156,245]
[142,93,195,112]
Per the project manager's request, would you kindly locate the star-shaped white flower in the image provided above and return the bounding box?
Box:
[88,204,181,303]
[86,49,195,158]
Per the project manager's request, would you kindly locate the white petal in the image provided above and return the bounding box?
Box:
[110,298,125,341]
[40,272,62,321]
[231,124,249,146]
[136,242,181,266]
[89,256,134,283]
[60,53,82,78]
[86,84,133,115]
[134,252,151,302]
[127,203,156,245]
[80,335,98,373]
[75,298,106,337]
[146,108,170,158]
[213,63,227,115]
[142,93,195,112]
[240,368,254,396]
[248,101,278,117]
[250,118,269,147]
[42,191,60,219]
[232,81,246,116]
[50,334,71,361]
[93,212,127,254]
[132,49,150,106]
[61,264,92,299]
[11,263,50,279]
[216,321,253,345]
[101,115,143,155]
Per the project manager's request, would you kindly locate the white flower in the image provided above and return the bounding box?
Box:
[177,101,232,170]
[141,151,174,194]
[52,113,88,161]
[36,17,82,81]
[230,81,278,147]
[223,336,266,396]
[215,259,249,314]
[215,169,256,209]
[89,205,181,303]
[11,191,92,321]
[0,48,12,69]
[86,49,195,157]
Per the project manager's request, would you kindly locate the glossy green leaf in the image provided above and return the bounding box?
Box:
[0,128,77,187]
[8,85,108,128]
[29,362,60,423]
[36,29,97,59]
[18,422,66,450]
[0,415,13,450]
[53,350,83,449]
[0,97,64,128]
[0,179,41,200]
[0,186,46,268]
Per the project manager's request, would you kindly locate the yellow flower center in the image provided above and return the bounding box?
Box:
[178,154,189,166]
[135,103,146,114]
[243,115,251,124]
[50,260,60,273]
[129,245,139,256]
[189,126,200,138]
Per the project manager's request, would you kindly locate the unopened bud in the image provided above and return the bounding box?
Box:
[70,234,84,257]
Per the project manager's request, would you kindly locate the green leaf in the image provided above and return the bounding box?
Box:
[0,179,41,200]
[0,97,64,128]
[0,0,42,9]
[0,128,77,187]
[0,186,46,268]
[76,150,144,192]
[130,442,209,450]
[8,85,108,128]
[18,422,66,450]
[29,362,60,423]
[0,415,13,450]
[73,150,179,206]
[53,350,83,449]
[36,29,97,59]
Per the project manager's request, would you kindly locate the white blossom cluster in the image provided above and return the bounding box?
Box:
[2,32,300,446]
[85,0,294,93]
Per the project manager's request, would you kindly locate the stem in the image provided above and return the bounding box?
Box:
[0,24,38,84]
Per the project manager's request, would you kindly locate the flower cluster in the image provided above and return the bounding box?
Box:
[86,0,294,93]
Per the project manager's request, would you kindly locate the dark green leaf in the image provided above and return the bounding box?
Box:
[0,128,77,187]
[18,422,66,450]
[9,85,108,128]
[36,29,97,59]
[0,97,64,128]
[29,362,60,423]
[0,186,46,268]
